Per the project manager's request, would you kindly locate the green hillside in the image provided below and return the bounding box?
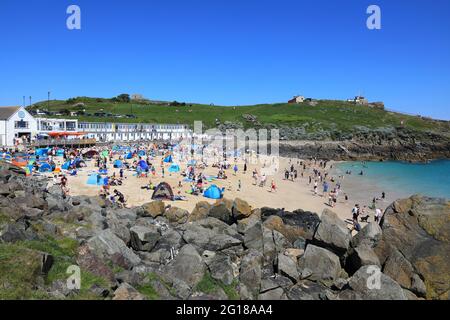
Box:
[28,96,450,135]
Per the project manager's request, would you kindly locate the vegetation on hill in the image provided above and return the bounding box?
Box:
[28,96,450,135]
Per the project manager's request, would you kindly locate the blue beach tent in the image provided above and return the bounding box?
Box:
[137,160,149,171]
[168,163,180,173]
[87,174,105,186]
[203,185,223,199]
[61,161,71,170]
[163,155,173,163]
[39,163,53,173]
[113,160,123,168]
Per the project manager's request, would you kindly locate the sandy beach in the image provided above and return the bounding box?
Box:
[40,150,393,228]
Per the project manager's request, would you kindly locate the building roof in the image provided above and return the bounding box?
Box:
[0,106,21,120]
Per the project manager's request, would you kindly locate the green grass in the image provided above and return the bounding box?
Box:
[195,272,240,300]
[29,97,450,136]
[0,236,110,300]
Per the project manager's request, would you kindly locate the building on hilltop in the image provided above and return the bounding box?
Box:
[288,95,305,104]
[348,96,369,105]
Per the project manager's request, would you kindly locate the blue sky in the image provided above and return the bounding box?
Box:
[0,0,449,119]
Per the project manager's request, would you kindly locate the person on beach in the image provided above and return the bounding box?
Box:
[270,180,277,193]
[375,207,382,223]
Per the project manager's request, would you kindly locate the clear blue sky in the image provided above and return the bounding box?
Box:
[0,0,449,119]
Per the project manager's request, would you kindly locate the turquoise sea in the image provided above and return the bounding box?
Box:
[335,160,450,200]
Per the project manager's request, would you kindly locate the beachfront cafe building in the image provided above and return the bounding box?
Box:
[0,106,38,146]
[77,122,191,142]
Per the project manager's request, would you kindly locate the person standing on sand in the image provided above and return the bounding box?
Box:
[244,162,247,174]
[313,180,318,195]
[270,180,276,192]
[375,207,382,223]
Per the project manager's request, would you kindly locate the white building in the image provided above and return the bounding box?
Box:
[288,95,305,104]
[0,106,38,146]
[0,106,192,146]
[77,122,191,142]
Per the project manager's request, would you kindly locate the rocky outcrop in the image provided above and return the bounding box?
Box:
[277,127,450,161]
[374,195,450,300]
[0,169,448,300]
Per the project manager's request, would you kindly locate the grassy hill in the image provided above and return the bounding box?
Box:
[28,96,450,135]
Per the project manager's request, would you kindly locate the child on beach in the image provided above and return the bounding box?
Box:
[270,180,277,192]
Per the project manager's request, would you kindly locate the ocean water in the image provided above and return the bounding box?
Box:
[335,160,450,200]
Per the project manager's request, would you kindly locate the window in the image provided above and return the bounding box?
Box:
[14,120,29,129]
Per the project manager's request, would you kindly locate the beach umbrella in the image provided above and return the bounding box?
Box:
[101,150,109,158]
[126,152,133,159]
[203,185,223,199]
[138,150,146,157]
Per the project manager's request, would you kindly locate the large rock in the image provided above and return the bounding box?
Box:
[347,265,407,300]
[277,253,299,282]
[141,201,165,218]
[346,244,381,275]
[203,252,234,286]
[374,196,450,299]
[182,222,242,252]
[237,209,261,234]
[243,221,263,251]
[167,244,206,288]
[87,229,141,268]
[313,209,351,255]
[382,248,426,298]
[113,283,146,300]
[208,198,234,225]
[232,198,252,220]
[262,208,320,242]
[76,245,115,282]
[188,201,211,222]
[351,222,382,248]
[130,225,161,251]
[239,249,263,299]
[300,244,342,282]
[164,207,189,225]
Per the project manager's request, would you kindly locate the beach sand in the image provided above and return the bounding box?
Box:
[41,153,393,232]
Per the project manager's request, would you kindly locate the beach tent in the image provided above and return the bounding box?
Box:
[163,155,173,163]
[113,159,123,168]
[87,174,105,186]
[39,163,53,173]
[74,159,86,168]
[62,161,71,170]
[168,163,180,173]
[56,149,65,156]
[203,185,223,199]
[151,182,174,201]
[35,148,49,157]
[137,160,149,171]
[83,150,99,159]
